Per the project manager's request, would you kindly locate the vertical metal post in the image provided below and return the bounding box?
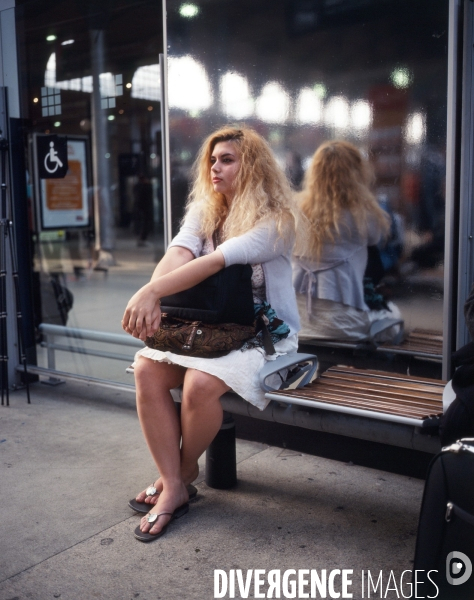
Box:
[0,7,30,398]
[0,101,15,394]
[443,0,463,379]
[160,0,172,248]
[454,0,474,363]
[90,28,115,267]
[46,333,55,370]
[205,412,237,489]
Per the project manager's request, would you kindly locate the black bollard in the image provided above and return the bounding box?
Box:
[205,411,237,489]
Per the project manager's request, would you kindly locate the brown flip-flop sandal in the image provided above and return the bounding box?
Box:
[128,483,197,513]
[134,503,189,542]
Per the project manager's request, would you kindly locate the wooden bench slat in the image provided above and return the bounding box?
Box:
[272,388,442,419]
[310,383,443,406]
[319,374,443,398]
[305,391,441,415]
[269,365,445,423]
[327,366,445,387]
[272,389,440,419]
[281,386,442,414]
[380,328,443,356]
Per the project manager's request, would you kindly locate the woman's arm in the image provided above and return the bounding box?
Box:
[150,246,195,280]
[218,220,293,266]
[122,249,225,340]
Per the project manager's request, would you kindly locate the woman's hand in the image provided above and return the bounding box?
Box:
[122,282,162,340]
[122,247,225,340]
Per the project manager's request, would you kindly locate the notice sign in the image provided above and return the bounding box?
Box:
[37,136,90,230]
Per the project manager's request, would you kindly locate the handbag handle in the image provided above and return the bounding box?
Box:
[256,316,276,355]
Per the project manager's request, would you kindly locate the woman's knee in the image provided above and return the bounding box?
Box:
[134,357,184,396]
[182,369,229,410]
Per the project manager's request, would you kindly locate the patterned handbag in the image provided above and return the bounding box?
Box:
[145,314,256,359]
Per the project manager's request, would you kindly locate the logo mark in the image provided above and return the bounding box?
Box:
[44,141,64,174]
[446,551,472,586]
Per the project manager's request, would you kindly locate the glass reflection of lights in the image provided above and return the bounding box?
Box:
[46,34,56,42]
[105,153,111,159]
[33,97,39,103]
[44,53,125,101]
[53,121,60,127]
[168,56,212,111]
[296,87,323,124]
[220,72,253,119]
[99,73,117,98]
[255,82,289,124]
[324,96,350,130]
[179,3,199,18]
[404,112,426,144]
[313,83,327,99]
[45,53,92,92]
[391,67,412,89]
[108,115,115,120]
[61,39,74,46]
[351,100,372,130]
[150,153,156,159]
[131,65,161,101]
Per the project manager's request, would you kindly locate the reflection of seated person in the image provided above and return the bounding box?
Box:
[293,140,403,344]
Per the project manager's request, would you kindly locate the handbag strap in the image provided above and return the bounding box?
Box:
[212,228,274,355]
[256,316,276,355]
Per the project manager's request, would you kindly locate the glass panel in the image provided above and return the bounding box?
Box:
[167,0,448,376]
[16,0,163,382]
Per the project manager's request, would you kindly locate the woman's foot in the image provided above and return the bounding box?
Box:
[134,463,199,505]
[139,481,189,536]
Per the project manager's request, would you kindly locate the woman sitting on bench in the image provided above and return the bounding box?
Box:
[293,140,402,344]
[122,126,299,542]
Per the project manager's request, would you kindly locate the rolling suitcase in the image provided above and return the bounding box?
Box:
[412,438,474,599]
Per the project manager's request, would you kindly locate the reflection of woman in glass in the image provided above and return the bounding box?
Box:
[293,140,402,343]
[122,126,299,541]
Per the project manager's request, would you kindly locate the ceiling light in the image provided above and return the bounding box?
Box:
[179,3,199,18]
[46,35,57,42]
[391,67,412,89]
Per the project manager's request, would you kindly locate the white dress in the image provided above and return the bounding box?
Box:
[134,237,297,411]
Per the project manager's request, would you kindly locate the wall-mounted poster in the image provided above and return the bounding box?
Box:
[35,134,91,230]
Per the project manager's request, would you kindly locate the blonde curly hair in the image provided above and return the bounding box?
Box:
[185,125,296,241]
[294,140,389,259]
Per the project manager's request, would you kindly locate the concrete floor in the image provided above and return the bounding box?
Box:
[0,379,425,600]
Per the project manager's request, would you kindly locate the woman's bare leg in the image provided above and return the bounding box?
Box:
[134,356,188,535]
[134,361,229,536]
[179,368,230,484]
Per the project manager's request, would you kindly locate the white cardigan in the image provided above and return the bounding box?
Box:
[169,210,301,336]
[293,210,385,312]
